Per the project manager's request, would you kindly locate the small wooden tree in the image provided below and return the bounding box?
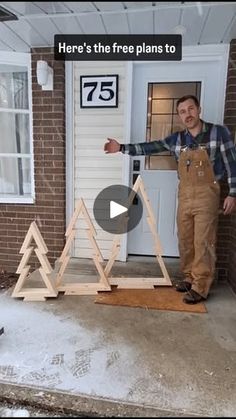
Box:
[12,221,58,301]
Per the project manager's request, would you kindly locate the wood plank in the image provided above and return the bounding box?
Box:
[55,255,70,287]
[116,284,154,289]
[20,224,35,253]
[24,296,47,301]
[109,277,172,287]
[34,249,52,274]
[20,222,48,253]
[30,222,48,253]
[59,229,76,262]
[81,201,96,235]
[93,256,110,289]
[65,199,83,236]
[16,247,34,274]
[61,282,111,295]
[104,237,121,276]
[155,255,172,284]
[64,289,100,295]
[86,230,104,262]
[11,266,31,297]
[13,288,53,296]
[39,268,58,296]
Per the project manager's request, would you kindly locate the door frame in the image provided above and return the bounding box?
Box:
[121,43,229,261]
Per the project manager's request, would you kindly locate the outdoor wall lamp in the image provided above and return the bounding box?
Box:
[36,60,53,91]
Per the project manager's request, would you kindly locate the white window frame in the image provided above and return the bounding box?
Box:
[0,51,34,204]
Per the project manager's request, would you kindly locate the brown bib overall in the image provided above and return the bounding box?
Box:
[177,146,220,298]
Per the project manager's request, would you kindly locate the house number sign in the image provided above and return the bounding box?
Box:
[80,74,118,108]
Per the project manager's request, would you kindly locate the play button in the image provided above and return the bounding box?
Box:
[93,184,143,235]
[110,201,127,219]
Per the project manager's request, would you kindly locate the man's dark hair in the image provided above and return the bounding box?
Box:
[176,95,200,110]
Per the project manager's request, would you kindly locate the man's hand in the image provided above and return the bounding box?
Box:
[223,196,236,215]
[104,138,120,154]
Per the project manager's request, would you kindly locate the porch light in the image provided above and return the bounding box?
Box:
[36,60,53,91]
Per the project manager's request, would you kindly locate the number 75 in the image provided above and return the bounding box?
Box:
[83,81,115,102]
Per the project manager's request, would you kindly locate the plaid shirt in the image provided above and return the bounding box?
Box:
[121,121,236,197]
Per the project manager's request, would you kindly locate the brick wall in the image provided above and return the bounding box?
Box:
[0,47,66,274]
[222,39,236,292]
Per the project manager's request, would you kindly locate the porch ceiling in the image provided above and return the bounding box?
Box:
[0,1,236,52]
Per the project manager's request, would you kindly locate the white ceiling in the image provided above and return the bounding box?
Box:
[0,1,236,52]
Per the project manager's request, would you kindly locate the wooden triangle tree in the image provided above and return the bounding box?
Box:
[105,175,172,289]
[56,198,111,295]
[12,221,58,301]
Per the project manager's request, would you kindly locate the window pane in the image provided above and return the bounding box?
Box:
[0,112,30,153]
[173,114,185,132]
[0,66,28,109]
[152,82,200,99]
[152,99,173,114]
[151,114,172,139]
[0,157,31,196]
[145,81,201,170]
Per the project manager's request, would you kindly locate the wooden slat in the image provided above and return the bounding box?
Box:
[24,296,47,301]
[55,255,70,287]
[20,222,48,253]
[65,200,83,236]
[59,229,76,262]
[39,268,58,296]
[34,249,52,274]
[11,266,30,297]
[61,283,111,295]
[109,277,171,287]
[16,247,33,274]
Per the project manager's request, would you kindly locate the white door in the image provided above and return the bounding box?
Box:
[128,49,228,256]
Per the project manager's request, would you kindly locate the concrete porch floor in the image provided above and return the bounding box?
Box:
[0,256,236,417]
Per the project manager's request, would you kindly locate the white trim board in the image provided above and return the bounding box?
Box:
[65,61,75,255]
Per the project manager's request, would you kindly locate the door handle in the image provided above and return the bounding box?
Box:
[132,174,139,205]
[133,160,140,171]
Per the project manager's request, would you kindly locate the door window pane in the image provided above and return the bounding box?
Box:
[172,114,185,133]
[146,81,201,170]
[151,115,172,139]
[152,82,200,99]
[152,99,173,114]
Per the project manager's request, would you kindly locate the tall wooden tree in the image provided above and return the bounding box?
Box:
[105,176,172,288]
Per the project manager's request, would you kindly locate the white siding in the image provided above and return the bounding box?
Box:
[73,61,127,260]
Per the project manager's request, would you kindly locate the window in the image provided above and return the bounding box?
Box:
[145,82,201,170]
[0,53,34,203]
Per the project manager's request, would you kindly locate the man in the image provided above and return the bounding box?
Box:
[104,95,236,304]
